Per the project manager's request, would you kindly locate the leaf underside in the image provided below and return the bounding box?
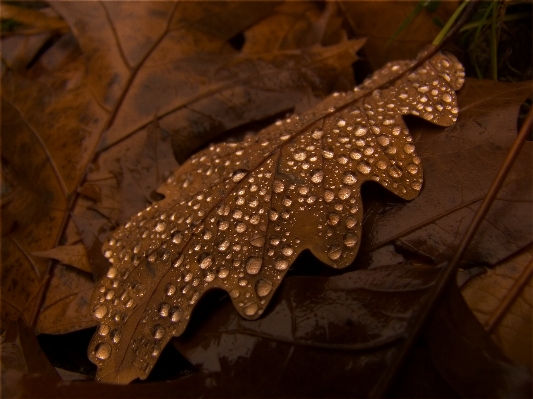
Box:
[88,51,465,383]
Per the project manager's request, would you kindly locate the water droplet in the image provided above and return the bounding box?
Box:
[311,170,323,184]
[269,210,279,221]
[244,303,258,316]
[239,279,248,287]
[337,119,346,127]
[403,144,415,155]
[388,166,402,179]
[344,233,358,247]
[172,231,183,244]
[338,188,352,200]
[298,186,309,195]
[232,209,243,219]
[350,151,362,160]
[110,329,121,344]
[357,162,372,174]
[322,149,334,159]
[218,268,229,278]
[376,160,387,170]
[327,246,342,260]
[328,213,340,226]
[342,172,357,185]
[98,324,110,336]
[411,181,422,191]
[245,257,263,275]
[345,217,357,229]
[198,253,213,269]
[170,308,182,322]
[165,283,177,296]
[275,258,289,270]
[324,190,335,203]
[155,221,166,233]
[418,85,429,93]
[204,273,216,282]
[337,155,349,164]
[105,290,115,300]
[442,93,452,103]
[230,289,240,298]
[377,136,390,146]
[406,164,419,174]
[282,196,292,206]
[103,249,113,259]
[282,246,294,256]
[106,267,118,279]
[256,279,272,297]
[159,303,170,317]
[232,169,248,182]
[293,150,307,161]
[354,126,368,136]
[94,343,111,360]
[93,304,108,319]
[250,234,265,247]
[153,325,165,340]
[273,180,285,193]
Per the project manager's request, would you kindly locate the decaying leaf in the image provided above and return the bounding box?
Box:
[88,50,465,383]
[461,247,532,369]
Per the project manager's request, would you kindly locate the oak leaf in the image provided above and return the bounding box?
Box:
[88,50,465,383]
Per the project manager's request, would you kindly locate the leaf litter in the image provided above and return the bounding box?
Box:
[88,50,465,383]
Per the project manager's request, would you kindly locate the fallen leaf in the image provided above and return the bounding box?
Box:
[35,263,96,335]
[461,247,532,369]
[88,50,465,383]
[363,79,532,266]
[33,244,91,274]
[425,284,532,398]
[172,263,442,397]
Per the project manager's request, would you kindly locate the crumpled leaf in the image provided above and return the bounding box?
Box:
[461,248,532,369]
[88,50,465,383]
[362,79,532,266]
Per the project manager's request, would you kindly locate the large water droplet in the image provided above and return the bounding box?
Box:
[250,234,265,247]
[198,253,213,269]
[311,170,324,184]
[293,150,307,161]
[172,231,183,244]
[328,213,340,226]
[98,324,110,336]
[312,129,324,139]
[442,93,452,103]
[232,169,248,182]
[377,136,390,146]
[232,209,243,219]
[155,221,167,233]
[354,126,368,136]
[246,257,263,275]
[327,246,342,260]
[236,222,247,233]
[337,119,346,127]
[342,172,357,185]
[338,188,352,200]
[159,303,170,317]
[256,279,272,297]
[170,307,182,322]
[94,343,111,360]
[244,303,258,316]
[406,164,419,174]
[344,233,358,247]
[388,166,402,179]
[165,283,177,296]
[273,180,285,193]
[357,162,372,174]
[93,304,108,319]
[282,246,294,256]
[110,329,121,344]
[324,190,335,203]
[274,258,289,270]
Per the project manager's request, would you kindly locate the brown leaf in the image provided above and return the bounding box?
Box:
[171,264,442,397]
[425,284,532,398]
[35,263,96,335]
[363,79,532,266]
[87,51,465,383]
[33,244,91,274]
[1,1,361,331]
[461,247,532,369]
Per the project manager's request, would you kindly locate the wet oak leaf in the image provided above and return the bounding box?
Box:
[363,79,532,266]
[88,51,465,383]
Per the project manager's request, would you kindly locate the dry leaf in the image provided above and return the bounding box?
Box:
[33,244,91,274]
[461,248,532,369]
[35,263,96,335]
[87,50,465,383]
[363,79,532,266]
[1,1,362,330]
